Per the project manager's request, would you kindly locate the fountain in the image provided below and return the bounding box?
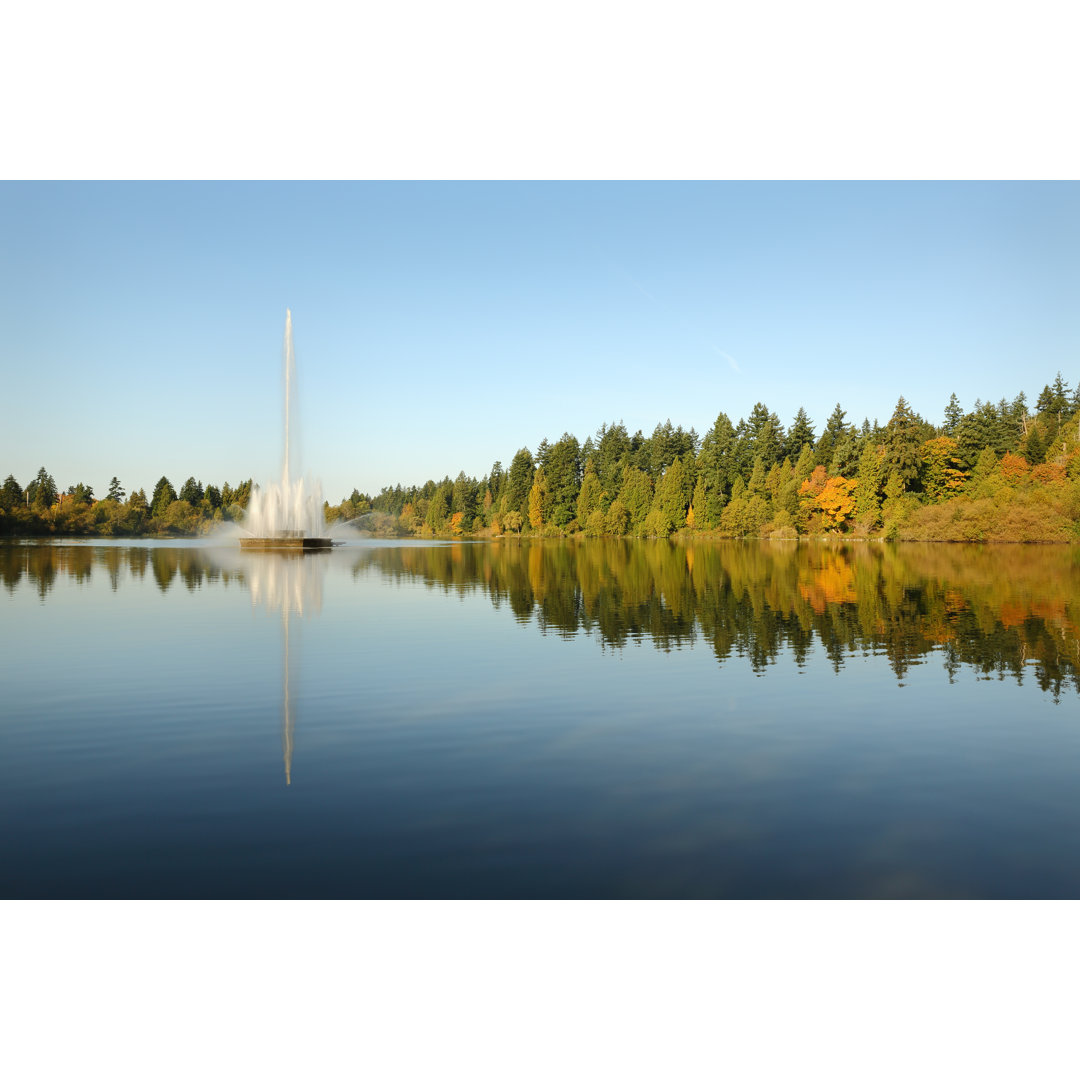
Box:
[240,310,332,550]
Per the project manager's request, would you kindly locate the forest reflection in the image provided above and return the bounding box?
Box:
[4,539,1079,697]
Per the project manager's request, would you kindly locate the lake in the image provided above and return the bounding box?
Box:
[2,536,1079,898]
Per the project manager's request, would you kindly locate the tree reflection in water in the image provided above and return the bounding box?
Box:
[3,538,1078,698]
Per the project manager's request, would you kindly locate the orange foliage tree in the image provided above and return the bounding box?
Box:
[815,476,857,529]
[998,452,1030,483]
[798,467,856,531]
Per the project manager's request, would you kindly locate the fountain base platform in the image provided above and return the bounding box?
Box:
[240,533,333,551]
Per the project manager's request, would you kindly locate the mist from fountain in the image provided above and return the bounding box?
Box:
[243,309,326,539]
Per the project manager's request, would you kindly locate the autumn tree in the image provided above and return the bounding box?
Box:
[528,470,547,530]
[813,476,857,530]
[919,437,967,501]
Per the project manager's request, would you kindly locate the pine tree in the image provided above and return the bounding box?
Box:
[884,397,922,489]
[784,407,816,461]
[151,476,177,517]
[943,393,964,435]
[1,474,24,511]
[27,467,58,510]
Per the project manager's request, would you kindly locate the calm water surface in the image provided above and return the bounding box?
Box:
[2,537,1079,898]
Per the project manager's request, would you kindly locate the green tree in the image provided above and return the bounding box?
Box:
[425,483,449,533]
[27,467,58,510]
[695,412,737,527]
[505,449,535,518]
[577,461,603,523]
[106,477,125,502]
[829,433,861,478]
[178,477,204,505]
[943,393,964,436]
[619,466,654,534]
[543,432,582,527]
[1,474,24,511]
[855,442,885,528]
[883,397,923,490]
[651,456,692,532]
[783,407,816,462]
[814,404,851,468]
[151,476,177,517]
[451,471,479,526]
[65,482,94,506]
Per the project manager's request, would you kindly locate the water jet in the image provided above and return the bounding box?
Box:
[240,310,332,551]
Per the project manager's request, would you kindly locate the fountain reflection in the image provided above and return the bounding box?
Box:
[232,550,328,784]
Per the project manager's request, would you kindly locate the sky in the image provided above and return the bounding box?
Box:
[2,181,1078,503]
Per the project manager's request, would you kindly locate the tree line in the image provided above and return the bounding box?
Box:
[0,471,254,536]
[4,373,1079,541]
[341,373,1080,542]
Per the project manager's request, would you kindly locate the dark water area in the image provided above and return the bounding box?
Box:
[2,537,1079,898]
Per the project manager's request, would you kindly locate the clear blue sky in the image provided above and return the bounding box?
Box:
[2,181,1077,503]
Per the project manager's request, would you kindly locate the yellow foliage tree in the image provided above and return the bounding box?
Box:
[815,476,857,529]
[528,477,544,530]
[919,437,968,501]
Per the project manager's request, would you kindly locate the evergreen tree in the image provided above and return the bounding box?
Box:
[814,404,850,468]
[151,476,177,517]
[855,443,885,527]
[783,407,815,461]
[943,393,964,435]
[178,477,204,505]
[505,449,535,518]
[66,482,94,506]
[652,456,692,531]
[0,474,23,511]
[619,466,653,533]
[26,467,58,510]
[425,483,449,533]
[106,477,125,502]
[543,432,582,527]
[829,432,862,478]
[1023,424,1047,466]
[883,397,923,489]
[577,461,603,523]
[593,422,632,500]
[451,471,479,525]
[695,412,737,527]
[740,402,784,471]
[488,461,504,503]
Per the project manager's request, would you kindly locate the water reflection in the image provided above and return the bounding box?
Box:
[215,549,329,785]
[347,540,1080,698]
[3,539,1079,699]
